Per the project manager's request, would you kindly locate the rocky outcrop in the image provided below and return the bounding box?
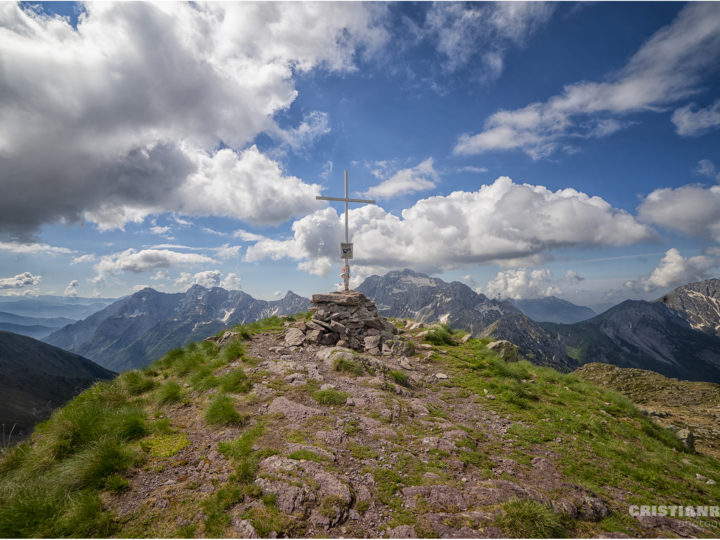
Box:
[658,278,720,336]
[284,291,411,356]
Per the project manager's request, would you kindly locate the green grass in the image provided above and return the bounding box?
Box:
[287,449,326,462]
[389,370,411,388]
[218,341,245,363]
[218,369,253,394]
[312,388,350,406]
[494,498,565,538]
[205,394,246,426]
[423,324,456,346]
[333,356,364,375]
[156,381,183,404]
[141,433,190,458]
[120,370,157,395]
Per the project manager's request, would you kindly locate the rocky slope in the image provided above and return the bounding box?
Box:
[511,297,596,324]
[575,362,720,460]
[542,300,720,383]
[358,269,575,371]
[0,330,115,439]
[1,314,719,538]
[44,285,309,372]
[658,278,720,336]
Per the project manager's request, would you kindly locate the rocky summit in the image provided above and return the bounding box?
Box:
[1,314,720,538]
[284,291,413,357]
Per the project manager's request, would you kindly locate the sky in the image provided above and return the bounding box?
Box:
[1,1,719,308]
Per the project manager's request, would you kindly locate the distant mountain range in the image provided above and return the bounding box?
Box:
[510,297,596,324]
[44,286,309,372]
[0,331,115,439]
[0,312,76,340]
[0,295,115,320]
[357,269,576,371]
[542,279,720,383]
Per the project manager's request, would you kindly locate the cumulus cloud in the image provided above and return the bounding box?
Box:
[0,2,388,237]
[454,3,720,158]
[672,100,720,136]
[0,271,41,290]
[625,248,716,292]
[484,268,562,299]
[271,111,331,155]
[364,158,439,199]
[63,279,79,297]
[93,248,213,282]
[637,184,720,241]
[175,270,241,291]
[213,244,243,260]
[246,176,653,279]
[425,2,555,78]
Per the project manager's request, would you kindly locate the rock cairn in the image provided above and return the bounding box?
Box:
[284,291,413,356]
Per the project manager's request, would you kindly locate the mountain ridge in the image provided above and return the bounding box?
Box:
[44,285,310,372]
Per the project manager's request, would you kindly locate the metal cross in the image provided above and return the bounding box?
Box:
[316,170,376,292]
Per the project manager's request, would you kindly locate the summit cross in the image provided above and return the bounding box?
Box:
[316,170,376,292]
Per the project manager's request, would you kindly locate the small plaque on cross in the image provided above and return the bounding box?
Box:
[341,243,353,259]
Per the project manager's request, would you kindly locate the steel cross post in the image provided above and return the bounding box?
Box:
[316,170,376,291]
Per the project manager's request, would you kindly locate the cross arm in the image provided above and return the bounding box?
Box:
[316,196,377,204]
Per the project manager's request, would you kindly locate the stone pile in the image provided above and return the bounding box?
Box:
[284,291,413,356]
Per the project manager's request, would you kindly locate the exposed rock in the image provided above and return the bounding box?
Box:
[267,397,321,422]
[676,428,695,452]
[487,340,519,362]
[231,518,259,538]
[387,525,417,538]
[282,291,400,355]
[284,327,306,347]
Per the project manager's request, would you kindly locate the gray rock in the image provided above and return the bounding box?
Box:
[284,327,306,347]
[387,525,417,538]
[231,518,259,538]
[677,428,695,452]
[487,340,519,362]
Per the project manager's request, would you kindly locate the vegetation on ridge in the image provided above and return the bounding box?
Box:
[0,314,718,538]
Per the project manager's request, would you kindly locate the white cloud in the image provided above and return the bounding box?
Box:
[214,244,243,260]
[625,248,717,292]
[71,253,96,265]
[0,241,73,255]
[0,271,41,290]
[695,159,720,181]
[454,3,720,158]
[149,225,171,235]
[233,229,267,243]
[63,279,79,297]
[637,184,720,241]
[672,100,720,136]
[458,166,488,174]
[0,2,388,237]
[363,158,439,199]
[175,270,241,290]
[271,111,331,155]
[484,268,562,299]
[425,2,555,78]
[93,248,214,282]
[246,176,653,279]
[151,270,169,281]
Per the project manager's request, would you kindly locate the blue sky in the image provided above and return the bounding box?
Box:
[1,2,719,307]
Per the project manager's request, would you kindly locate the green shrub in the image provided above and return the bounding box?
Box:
[312,388,349,406]
[104,474,129,493]
[156,381,183,404]
[494,498,565,538]
[205,394,246,426]
[218,369,253,394]
[389,370,411,388]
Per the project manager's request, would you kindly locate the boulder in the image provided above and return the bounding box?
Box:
[284,327,306,347]
[487,340,519,362]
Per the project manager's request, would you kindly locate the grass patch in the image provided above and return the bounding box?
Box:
[287,449,325,462]
[423,325,455,346]
[389,370,411,388]
[312,388,349,406]
[333,356,364,376]
[218,341,245,363]
[141,433,190,458]
[205,394,246,426]
[218,369,253,394]
[120,370,157,395]
[494,498,565,537]
[156,381,183,404]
